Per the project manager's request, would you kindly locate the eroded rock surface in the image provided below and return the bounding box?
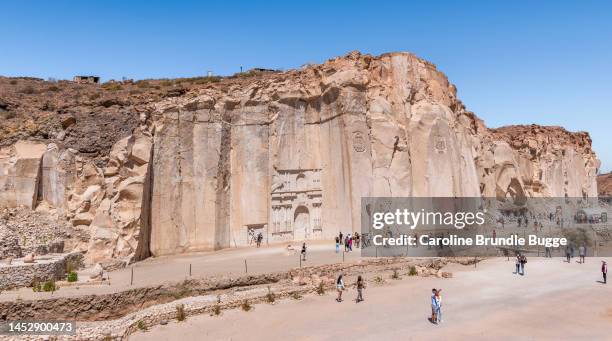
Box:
[0,51,602,263]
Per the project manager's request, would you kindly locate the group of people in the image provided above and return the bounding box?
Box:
[335,232,360,253]
[334,273,365,303]
[564,244,588,263]
[515,253,528,275]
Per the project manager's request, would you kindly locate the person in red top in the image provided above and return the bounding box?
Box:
[602,261,608,284]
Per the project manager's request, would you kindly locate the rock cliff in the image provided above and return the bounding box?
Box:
[0,51,601,263]
[598,173,612,197]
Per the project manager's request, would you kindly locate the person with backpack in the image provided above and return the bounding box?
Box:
[336,273,345,302]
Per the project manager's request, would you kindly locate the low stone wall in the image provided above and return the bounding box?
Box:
[0,252,83,291]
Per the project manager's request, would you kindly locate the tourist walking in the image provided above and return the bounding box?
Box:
[336,273,345,302]
[545,246,552,258]
[348,234,353,251]
[435,289,443,323]
[256,232,263,248]
[335,236,340,253]
[354,232,360,248]
[602,261,608,284]
[579,244,586,264]
[356,275,365,302]
[565,246,571,263]
[430,289,439,324]
[520,254,527,275]
[515,254,521,274]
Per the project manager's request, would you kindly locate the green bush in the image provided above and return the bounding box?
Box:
[67,271,78,282]
[408,266,418,276]
[42,280,57,292]
[137,320,147,331]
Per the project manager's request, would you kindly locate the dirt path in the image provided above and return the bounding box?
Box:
[130,257,612,341]
[1,242,360,301]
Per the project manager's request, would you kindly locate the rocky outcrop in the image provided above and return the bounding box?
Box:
[0,51,601,263]
[0,141,47,209]
[487,125,600,199]
[598,172,612,197]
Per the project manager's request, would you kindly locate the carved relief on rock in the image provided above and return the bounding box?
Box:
[270,169,322,241]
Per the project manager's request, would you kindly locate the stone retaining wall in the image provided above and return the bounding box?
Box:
[0,252,83,291]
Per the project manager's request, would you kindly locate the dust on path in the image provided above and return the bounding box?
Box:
[131,257,612,341]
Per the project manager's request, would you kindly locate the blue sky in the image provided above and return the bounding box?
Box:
[1,1,610,172]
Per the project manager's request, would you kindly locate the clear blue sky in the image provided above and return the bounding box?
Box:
[1,1,610,172]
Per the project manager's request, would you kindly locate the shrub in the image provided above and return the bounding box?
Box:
[31,280,42,292]
[102,83,122,91]
[291,291,302,300]
[266,286,276,303]
[47,85,60,92]
[316,281,325,295]
[211,304,222,316]
[176,304,186,322]
[42,280,57,292]
[135,80,151,89]
[67,271,78,282]
[373,276,384,284]
[20,85,36,94]
[391,269,400,280]
[408,266,418,276]
[9,79,17,85]
[137,320,147,331]
[88,92,101,100]
[240,300,252,312]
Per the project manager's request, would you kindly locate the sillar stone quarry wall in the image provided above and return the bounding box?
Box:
[0,52,601,264]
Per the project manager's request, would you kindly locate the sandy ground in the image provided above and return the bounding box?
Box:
[131,257,612,341]
[0,242,361,301]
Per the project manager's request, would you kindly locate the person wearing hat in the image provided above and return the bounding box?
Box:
[602,261,608,284]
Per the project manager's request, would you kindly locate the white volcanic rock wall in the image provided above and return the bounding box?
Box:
[146,52,598,256]
[0,51,601,262]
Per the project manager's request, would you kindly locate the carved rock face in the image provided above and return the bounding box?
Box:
[0,52,601,262]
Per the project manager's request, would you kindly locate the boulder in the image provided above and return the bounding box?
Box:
[23,253,35,263]
[89,263,104,280]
